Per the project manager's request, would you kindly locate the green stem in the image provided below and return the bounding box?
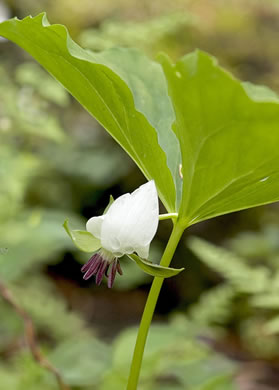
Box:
[126,221,185,390]
[159,213,178,221]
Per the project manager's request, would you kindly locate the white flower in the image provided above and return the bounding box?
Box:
[81,180,159,287]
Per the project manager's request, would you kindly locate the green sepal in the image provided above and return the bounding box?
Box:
[63,219,101,253]
[128,254,184,278]
[104,195,114,214]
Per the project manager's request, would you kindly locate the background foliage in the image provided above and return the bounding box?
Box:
[1,0,279,389]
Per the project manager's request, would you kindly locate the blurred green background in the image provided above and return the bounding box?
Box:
[1,0,279,389]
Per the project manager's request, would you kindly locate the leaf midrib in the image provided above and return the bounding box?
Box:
[10,20,175,209]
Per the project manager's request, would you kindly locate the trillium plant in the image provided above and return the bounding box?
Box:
[2,13,279,390]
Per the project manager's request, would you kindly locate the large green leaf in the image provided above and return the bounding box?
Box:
[0,13,181,212]
[3,15,279,226]
[160,50,279,225]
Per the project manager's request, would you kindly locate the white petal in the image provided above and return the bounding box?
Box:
[135,244,150,259]
[101,180,159,257]
[86,215,104,239]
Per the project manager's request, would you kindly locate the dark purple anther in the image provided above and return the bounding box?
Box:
[82,253,102,280]
[84,259,102,280]
[81,252,123,287]
[81,253,97,273]
[116,260,123,275]
[108,260,118,289]
[96,260,109,285]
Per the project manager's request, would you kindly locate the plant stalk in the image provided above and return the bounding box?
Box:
[159,213,178,221]
[126,221,185,390]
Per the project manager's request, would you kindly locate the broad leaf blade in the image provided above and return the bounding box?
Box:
[0,13,181,212]
[128,254,184,278]
[160,50,279,225]
[63,219,101,252]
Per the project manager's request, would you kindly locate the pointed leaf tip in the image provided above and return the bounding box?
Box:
[104,195,114,214]
[128,254,184,278]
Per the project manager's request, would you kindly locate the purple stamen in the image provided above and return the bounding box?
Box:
[83,259,102,280]
[96,260,109,285]
[108,260,118,289]
[116,260,123,275]
[81,252,124,288]
[82,254,102,280]
[81,253,100,273]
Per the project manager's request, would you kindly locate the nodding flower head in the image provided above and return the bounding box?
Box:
[82,180,159,288]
